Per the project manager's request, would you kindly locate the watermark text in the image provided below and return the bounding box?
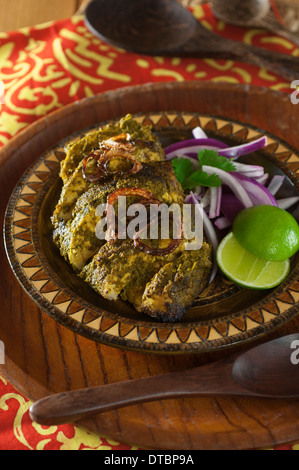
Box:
[290,80,299,104]
[95,198,203,251]
[290,339,299,365]
[0,340,5,364]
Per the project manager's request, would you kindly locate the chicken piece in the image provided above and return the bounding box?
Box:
[54,204,103,271]
[72,161,184,216]
[79,239,184,302]
[53,161,184,271]
[80,238,212,322]
[52,130,166,228]
[138,242,212,322]
[52,115,214,323]
[60,129,100,183]
[52,160,89,228]
[60,114,164,183]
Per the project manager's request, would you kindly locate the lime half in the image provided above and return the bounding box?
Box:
[233,205,299,262]
[217,232,290,290]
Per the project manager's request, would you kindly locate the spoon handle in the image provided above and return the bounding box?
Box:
[184,28,299,82]
[258,13,299,48]
[29,333,299,426]
[221,41,299,81]
[29,358,241,426]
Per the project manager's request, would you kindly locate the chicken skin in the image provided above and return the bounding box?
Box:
[52,115,212,322]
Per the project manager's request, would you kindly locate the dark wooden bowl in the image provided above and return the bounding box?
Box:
[4,108,299,354]
[1,82,299,449]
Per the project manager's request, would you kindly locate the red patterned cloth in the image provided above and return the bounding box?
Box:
[0,3,298,450]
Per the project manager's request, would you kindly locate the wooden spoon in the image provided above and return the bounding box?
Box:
[84,0,299,81]
[29,334,299,425]
[210,0,299,48]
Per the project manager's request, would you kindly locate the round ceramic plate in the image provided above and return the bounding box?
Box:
[4,111,299,353]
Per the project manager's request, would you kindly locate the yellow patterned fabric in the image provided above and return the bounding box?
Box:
[0,8,295,146]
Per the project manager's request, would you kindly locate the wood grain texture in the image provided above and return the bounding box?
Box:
[209,0,299,45]
[0,82,299,450]
[28,334,299,426]
[0,0,83,31]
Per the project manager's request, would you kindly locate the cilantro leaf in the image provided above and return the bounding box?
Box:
[172,149,234,190]
[198,149,236,172]
[183,170,222,189]
[172,157,194,185]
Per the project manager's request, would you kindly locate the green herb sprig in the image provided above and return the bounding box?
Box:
[172,149,236,190]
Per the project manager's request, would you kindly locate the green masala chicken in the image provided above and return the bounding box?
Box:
[51,115,212,322]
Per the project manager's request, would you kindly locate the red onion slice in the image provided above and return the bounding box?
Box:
[202,166,253,208]
[192,126,208,139]
[233,162,265,178]
[165,134,267,162]
[218,137,267,160]
[188,192,219,283]
[277,197,299,210]
[214,216,231,230]
[267,175,285,196]
[209,186,222,219]
[232,173,278,206]
[255,173,269,185]
[220,193,246,223]
[164,138,228,160]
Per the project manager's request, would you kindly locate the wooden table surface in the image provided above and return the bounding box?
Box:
[0,0,87,32]
[2,0,299,34]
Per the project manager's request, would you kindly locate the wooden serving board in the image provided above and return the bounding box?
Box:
[1,82,299,450]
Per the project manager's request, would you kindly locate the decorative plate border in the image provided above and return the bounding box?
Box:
[4,111,299,353]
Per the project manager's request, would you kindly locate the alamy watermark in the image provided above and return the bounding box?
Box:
[95,198,204,251]
[0,340,4,364]
[290,80,299,104]
[290,339,299,365]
